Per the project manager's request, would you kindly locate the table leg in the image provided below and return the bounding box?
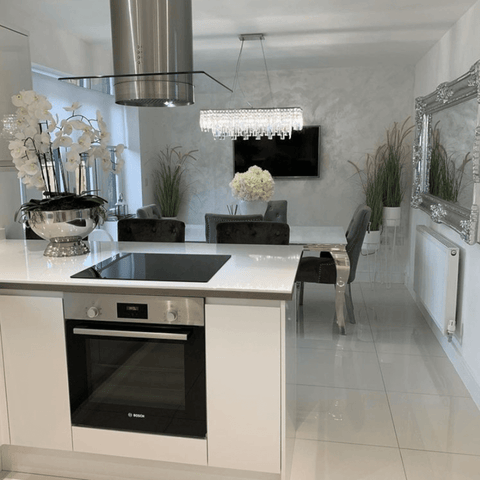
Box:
[331,251,350,335]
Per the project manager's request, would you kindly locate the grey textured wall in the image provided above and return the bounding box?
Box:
[139,65,414,226]
[138,65,414,281]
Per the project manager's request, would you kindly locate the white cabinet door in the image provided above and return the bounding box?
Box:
[0,295,72,450]
[205,304,281,474]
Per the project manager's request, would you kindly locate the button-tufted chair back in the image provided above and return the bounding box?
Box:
[118,219,185,242]
[136,204,162,219]
[263,200,287,223]
[205,214,263,243]
[216,221,290,245]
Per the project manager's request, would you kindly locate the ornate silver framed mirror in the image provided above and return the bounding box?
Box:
[411,61,480,244]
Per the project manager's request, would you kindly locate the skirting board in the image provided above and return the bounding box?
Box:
[1,445,280,480]
[406,283,480,411]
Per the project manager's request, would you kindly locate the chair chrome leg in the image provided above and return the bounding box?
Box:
[345,283,356,324]
[298,281,304,306]
[331,251,350,335]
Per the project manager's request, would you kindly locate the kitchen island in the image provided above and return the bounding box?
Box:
[0,239,303,480]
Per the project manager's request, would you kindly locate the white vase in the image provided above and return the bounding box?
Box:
[362,230,381,255]
[238,200,268,216]
[383,207,401,227]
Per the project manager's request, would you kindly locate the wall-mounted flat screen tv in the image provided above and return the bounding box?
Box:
[233,125,320,179]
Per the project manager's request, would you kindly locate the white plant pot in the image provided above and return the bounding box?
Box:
[238,200,268,216]
[383,207,401,227]
[362,230,381,255]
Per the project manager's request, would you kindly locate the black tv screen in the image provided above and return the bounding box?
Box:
[233,126,320,178]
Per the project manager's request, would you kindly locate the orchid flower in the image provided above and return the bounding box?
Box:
[63,102,81,112]
[9,89,125,194]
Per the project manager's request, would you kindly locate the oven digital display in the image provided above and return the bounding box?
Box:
[117,303,148,319]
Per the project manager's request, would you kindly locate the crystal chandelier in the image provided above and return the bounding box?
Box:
[199,34,303,140]
[1,114,19,139]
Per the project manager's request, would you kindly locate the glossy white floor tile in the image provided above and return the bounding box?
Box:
[297,348,385,390]
[379,352,470,397]
[0,474,74,480]
[401,449,480,480]
[360,283,417,307]
[388,392,480,455]
[372,325,446,357]
[298,319,375,352]
[367,304,430,328]
[290,439,407,480]
[293,282,480,480]
[296,385,398,447]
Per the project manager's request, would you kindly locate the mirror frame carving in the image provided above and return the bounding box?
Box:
[411,61,480,245]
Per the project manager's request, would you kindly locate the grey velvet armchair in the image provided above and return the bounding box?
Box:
[136,204,162,219]
[118,218,185,242]
[264,200,287,223]
[295,205,371,328]
[216,221,290,245]
[204,214,263,243]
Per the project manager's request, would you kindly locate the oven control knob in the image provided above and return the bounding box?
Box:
[87,307,100,318]
[166,310,178,323]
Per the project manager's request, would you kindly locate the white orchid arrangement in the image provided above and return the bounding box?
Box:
[8,90,124,194]
[229,165,275,202]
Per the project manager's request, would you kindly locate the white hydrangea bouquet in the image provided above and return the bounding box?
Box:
[229,165,274,201]
[8,89,124,217]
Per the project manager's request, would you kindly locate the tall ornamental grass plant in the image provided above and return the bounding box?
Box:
[349,151,384,231]
[153,146,197,217]
[429,123,471,203]
[381,118,414,207]
[349,117,413,231]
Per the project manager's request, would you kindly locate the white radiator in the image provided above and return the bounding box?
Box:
[414,226,460,337]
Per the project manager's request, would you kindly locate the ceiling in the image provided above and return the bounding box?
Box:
[22,0,479,73]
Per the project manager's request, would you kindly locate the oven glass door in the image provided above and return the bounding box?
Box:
[65,320,206,438]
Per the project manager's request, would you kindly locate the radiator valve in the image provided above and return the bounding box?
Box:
[447,319,456,338]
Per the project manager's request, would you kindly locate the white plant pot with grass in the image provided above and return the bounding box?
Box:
[383,206,401,227]
[362,229,381,254]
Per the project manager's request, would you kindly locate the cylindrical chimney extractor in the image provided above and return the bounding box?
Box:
[110,0,194,107]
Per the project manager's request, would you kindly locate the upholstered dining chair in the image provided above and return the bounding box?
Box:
[216,221,290,245]
[295,205,371,325]
[118,218,185,242]
[264,200,288,223]
[136,204,162,219]
[204,214,263,243]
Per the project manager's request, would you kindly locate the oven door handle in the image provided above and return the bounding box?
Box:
[72,327,189,341]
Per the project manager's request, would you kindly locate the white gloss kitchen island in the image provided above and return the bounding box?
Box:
[0,239,303,480]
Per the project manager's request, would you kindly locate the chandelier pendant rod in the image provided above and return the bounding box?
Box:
[199,33,303,140]
[259,36,275,108]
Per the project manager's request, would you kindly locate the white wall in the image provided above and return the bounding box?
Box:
[408,0,480,403]
[138,65,415,281]
[0,0,95,76]
[0,22,32,239]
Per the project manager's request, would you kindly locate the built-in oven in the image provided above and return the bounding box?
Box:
[63,293,206,439]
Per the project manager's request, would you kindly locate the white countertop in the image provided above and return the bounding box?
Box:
[0,240,305,300]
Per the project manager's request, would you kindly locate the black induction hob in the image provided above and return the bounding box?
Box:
[71,253,231,283]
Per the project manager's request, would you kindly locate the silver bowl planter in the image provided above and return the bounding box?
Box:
[28,208,101,257]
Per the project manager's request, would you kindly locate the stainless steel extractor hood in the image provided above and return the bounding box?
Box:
[109,0,194,107]
[58,0,232,105]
